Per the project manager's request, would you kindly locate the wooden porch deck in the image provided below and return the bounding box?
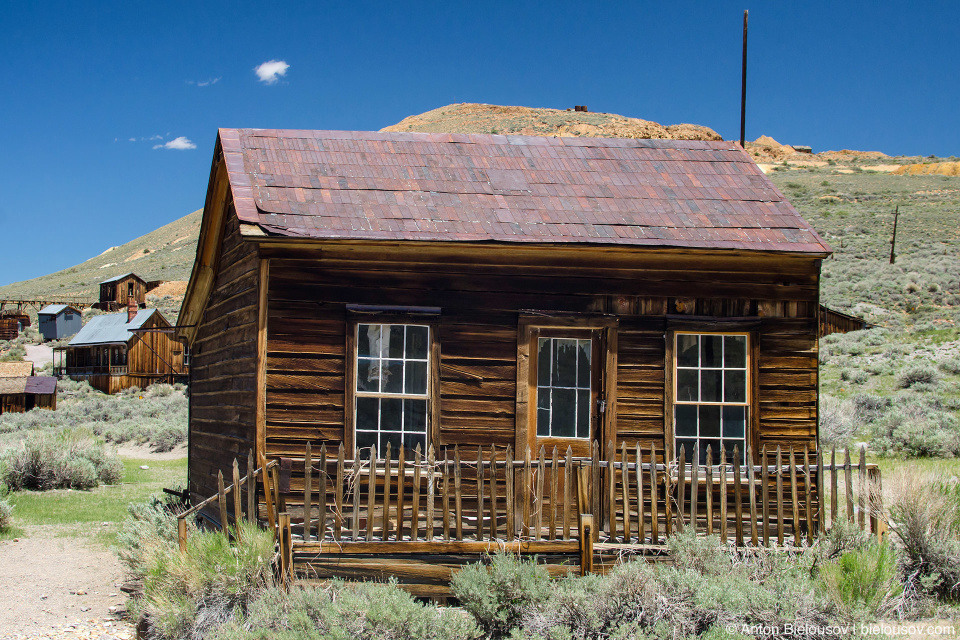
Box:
[182,442,883,597]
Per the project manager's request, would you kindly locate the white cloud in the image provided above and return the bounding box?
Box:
[153,136,197,150]
[187,77,221,87]
[254,59,289,84]
[128,137,137,142]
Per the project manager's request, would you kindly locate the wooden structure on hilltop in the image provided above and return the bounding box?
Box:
[179,128,838,589]
[0,310,31,341]
[95,273,147,311]
[54,304,188,393]
[0,296,92,313]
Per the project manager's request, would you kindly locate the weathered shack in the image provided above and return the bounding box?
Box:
[96,273,147,311]
[0,376,57,414]
[0,310,31,341]
[819,305,870,337]
[179,129,836,585]
[38,304,83,341]
[56,305,187,393]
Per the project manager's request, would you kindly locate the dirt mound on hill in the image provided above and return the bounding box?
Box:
[820,149,890,161]
[147,280,188,298]
[744,135,803,162]
[894,161,960,176]
[382,103,723,141]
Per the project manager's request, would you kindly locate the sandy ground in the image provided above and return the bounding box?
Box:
[0,447,186,639]
[22,345,52,368]
[0,527,134,639]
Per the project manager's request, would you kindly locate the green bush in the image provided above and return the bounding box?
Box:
[451,551,552,637]
[209,582,480,640]
[0,429,123,490]
[818,543,901,617]
[133,521,275,639]
[870,401,960,457]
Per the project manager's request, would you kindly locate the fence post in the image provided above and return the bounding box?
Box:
[247,450,256,524]
[260,454,276,537]
[579,513,594,576]
[178,516,187,554]
[303,442,312,542]
[232,459,243,543]
[217,471,228,535]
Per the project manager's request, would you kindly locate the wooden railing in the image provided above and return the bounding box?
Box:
[295,441,883,550]
[177,442,882,585]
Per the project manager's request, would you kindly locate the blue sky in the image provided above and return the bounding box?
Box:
[2,0,958,286]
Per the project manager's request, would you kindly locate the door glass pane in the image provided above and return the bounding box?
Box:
[551,388,576,437]
[577,341,591,387]
[553,339,578,387]
[537,338,551,387]
[576,389,590,438]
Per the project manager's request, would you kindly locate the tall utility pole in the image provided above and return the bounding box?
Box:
[889,205,900,264]
[740,10,748,148]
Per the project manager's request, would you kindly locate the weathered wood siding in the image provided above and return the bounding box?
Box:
[128,314,186,377]
[100,275,146,307]
[188,212,260,504]
[263,244,821,466]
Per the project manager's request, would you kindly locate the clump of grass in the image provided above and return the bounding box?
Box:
[0,494,12,531]
[886,468,960,602]
[0,429,123,490]
[818,542,901,618]
[130,520,275,639]
[870,399,960,457]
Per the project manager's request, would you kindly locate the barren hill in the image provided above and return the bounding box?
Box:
[382,103,723,141]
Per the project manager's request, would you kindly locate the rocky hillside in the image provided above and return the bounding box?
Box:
[382,103,722,140]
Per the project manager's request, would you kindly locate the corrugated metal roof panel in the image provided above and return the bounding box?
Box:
[68,309,160,346]
[217,129,830,254]
[99,272,145,285]
[39,304,79,316]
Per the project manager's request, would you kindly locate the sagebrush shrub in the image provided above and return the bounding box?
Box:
[0,429,124,490]
[0,496,11,531]
[886,468,960,601]
[897,364,940,389]
[451,551,552,637]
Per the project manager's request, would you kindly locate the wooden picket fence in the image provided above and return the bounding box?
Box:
[178,441,883,588]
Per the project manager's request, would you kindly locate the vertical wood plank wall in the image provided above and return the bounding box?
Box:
[188,211,261,504]
[259,245,820,489]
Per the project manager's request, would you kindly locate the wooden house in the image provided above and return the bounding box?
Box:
[55,305,187,393]
[0,310,31,341]
[95,273,147,311]
[179,129,843,586]
[0,376,57,414]
[38,304,83,341]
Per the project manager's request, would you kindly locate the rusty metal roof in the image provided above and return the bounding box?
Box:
[24,376,57,395]
[218,128,830,254]
[0,362,34,378]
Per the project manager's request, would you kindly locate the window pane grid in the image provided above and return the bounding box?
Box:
[355,324,429,455]
[675,333,748,464]
[537,337,591,439]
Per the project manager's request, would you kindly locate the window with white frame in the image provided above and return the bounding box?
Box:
[674,333,749,464]
[536,337,593,439]
[354,323,430,454]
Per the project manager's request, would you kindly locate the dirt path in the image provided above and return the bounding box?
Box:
[0,527,134,639]
[22,345,52,368]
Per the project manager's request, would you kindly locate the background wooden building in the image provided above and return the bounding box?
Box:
[0,309,31,341]
[0,376,57,414]
[38,304,83,341]
[0,361,35,378]
[181,128,831,533]
[56,305,187,393]
[819,305,871,337]
[95,273,147,311]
